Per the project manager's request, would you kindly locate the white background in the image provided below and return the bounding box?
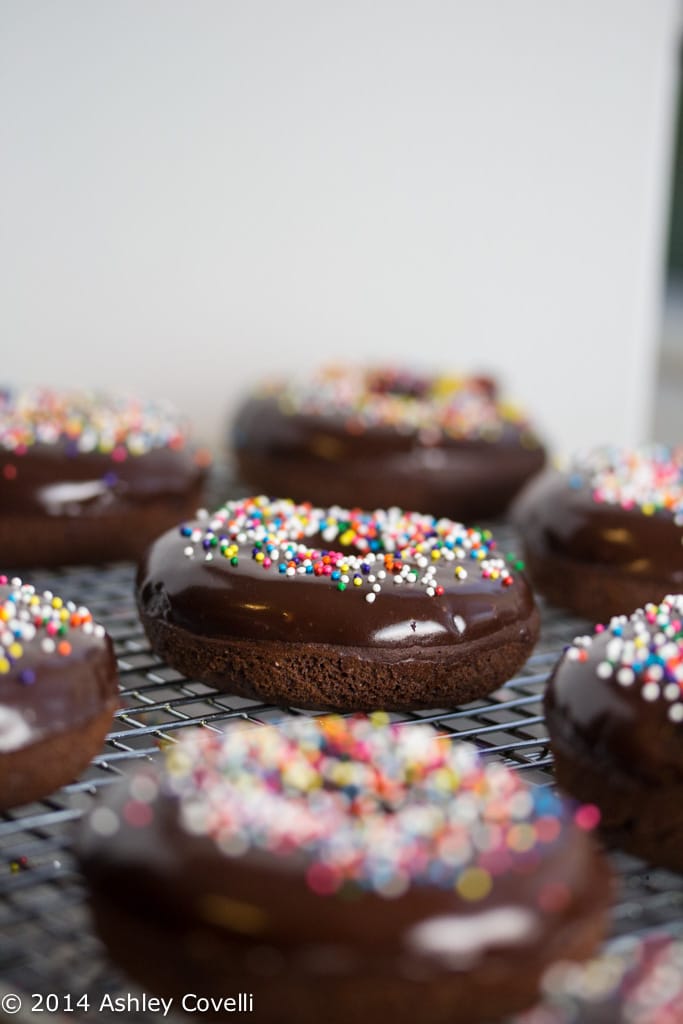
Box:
[1,1,680,453]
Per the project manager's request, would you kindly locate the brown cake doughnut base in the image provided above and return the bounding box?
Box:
[80,718,611,1024]
[0,577,119,809]
[137,497,539,712]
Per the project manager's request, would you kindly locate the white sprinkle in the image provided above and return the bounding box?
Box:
[596,662,613,679]
[642,682,660,702]
[453,615,466,635]
[365,592,376,604]
[664,683,680,701]
[90,807,119,837]
[617,667,635,686]
[669,703,683,723]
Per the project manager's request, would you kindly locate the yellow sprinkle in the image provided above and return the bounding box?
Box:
[507,823,537,852]
[340,530,355,546]
[52,597,63,609]
[255,552,265,562]
[456,867,492,901]
[431,550,441,560]
[642,503,655,516]
[370,710,390,727]
[8,642,23,659]
[353,577,362,586]
[0,658,10,674]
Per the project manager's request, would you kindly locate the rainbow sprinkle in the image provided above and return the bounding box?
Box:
[179,497,518,601]
[566,596,683,723]
[568,446,683,523]
[0,576,105,679]
[0,389,190,459]
[124,716,581,899]
[260,366,539,445]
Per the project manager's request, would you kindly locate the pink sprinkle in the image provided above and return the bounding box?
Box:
[574,804,601,831]
[123,800,153,828]
[306,862,340,895]
[112,445,128,463]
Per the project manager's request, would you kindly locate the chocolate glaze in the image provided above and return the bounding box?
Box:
[137,521,537,650]
[0,444,205,517]
[232,396,545,520]
[514,471,683,586]
[545,629,683,787]
[80,765,606,977]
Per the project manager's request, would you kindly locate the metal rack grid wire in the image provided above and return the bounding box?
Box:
[1,501,683,1023]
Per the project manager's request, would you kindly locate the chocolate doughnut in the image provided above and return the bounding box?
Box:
[79,716,611,1024]
[0,388,210,567]
[136,496,540,711]
[512,446,683,621]
[545,595,683,870]
[517,932,683,1023]
[232,367,546,519]
[0,575,118,808]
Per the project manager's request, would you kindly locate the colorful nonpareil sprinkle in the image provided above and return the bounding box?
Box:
[565,595,683,723]
[518,932,683,1024]
[0,389,190,458]
[150,715,580,898]
[261,366,539,445]
[0,576,105,678]
[179,497,519,601]
[567,445,683,522]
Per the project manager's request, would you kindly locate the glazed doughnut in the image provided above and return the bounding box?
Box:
[0,575,118,808]
[79,715,611,1024]
[517,932,683,1023]
[0,388,210,567]
[545,595,683,871]
[232,366,546,519]
[136,496,540,711]
[512,445,683,620]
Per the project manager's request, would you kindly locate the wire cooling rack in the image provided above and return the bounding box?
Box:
[1,479,683,1023]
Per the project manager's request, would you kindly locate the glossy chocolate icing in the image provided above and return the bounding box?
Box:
[80,726,606,977]
[137,519,537,650]
[514,471,683,585]
[232,395,545,519]
[0,444,205,518]
[80,779,601,970]
[545,619,683,785]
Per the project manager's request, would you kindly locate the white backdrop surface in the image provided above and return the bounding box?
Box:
[1,1,680,452]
